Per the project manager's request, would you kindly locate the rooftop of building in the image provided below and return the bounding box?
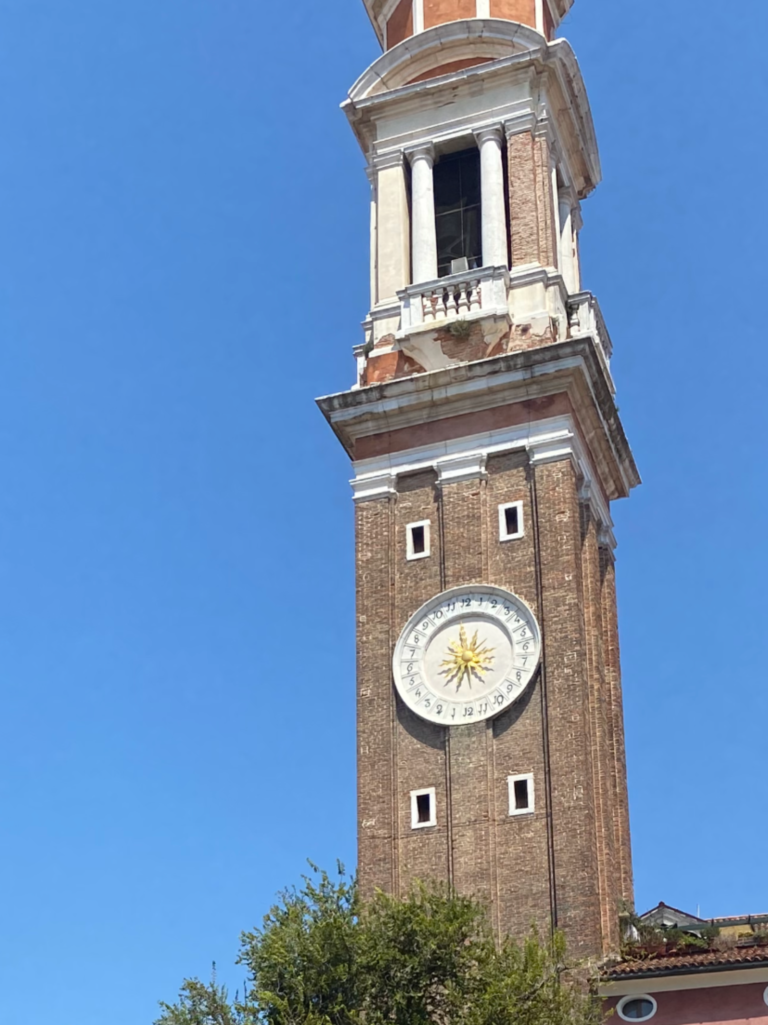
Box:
[603,902,768,980]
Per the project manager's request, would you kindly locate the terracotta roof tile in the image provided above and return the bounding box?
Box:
[605,946,768,978]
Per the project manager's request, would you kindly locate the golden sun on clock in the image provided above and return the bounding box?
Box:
[392,585,542,726]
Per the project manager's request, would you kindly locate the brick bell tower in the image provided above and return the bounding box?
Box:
[318,0,640,958]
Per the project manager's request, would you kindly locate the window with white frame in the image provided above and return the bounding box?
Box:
[406,520,431,560]
[616,996,657,1022]
[508,773,534,816]
[498,501,524,541]
[411,787,436,828]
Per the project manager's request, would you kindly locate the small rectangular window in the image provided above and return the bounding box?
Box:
[498,501,524,542]
[411,787,436,828]
[406,520,431,560]
[508,773,535,816]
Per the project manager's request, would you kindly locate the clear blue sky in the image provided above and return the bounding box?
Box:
[0,1,765,1020]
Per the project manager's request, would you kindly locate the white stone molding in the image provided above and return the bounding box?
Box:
[349,413,617,543]
[476,0,490,16]
[474,126,508,269]
[579,481,616,551]
[535,0,545,34]
[371,148,407,171]
[413,0,424,34]
[351,469,398,502]
[435,451,488,486]
[408,144,438,284]
[558,195,576,294]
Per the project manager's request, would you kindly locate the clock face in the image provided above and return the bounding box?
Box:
[392,585,541,727]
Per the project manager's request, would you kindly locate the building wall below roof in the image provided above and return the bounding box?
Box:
[385,0,552,51]
[424,0,476,31]
[387,0,413,48]
[604,983,768,1025]
[489,0,536,27]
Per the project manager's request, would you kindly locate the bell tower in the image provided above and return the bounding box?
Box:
[318,0,639,958]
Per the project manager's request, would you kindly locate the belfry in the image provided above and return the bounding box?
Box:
[319,0,640,958]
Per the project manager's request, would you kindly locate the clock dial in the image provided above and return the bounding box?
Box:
[392,585,541,726]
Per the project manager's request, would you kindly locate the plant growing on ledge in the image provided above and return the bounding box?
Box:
[447,318,473,340]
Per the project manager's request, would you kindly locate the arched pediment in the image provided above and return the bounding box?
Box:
[348,19,546,100]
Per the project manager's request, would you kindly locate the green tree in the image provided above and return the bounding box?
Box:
[156,865,601,1025]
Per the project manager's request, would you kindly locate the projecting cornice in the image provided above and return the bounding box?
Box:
[317,338,641,504]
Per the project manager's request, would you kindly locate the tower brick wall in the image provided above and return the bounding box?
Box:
[507,131,558,270]
[355,447,631,955]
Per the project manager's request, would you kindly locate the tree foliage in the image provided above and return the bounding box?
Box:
[156,865,601,1025]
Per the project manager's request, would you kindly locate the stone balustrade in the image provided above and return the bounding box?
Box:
[568,290,613,362]
[398,265,510,333]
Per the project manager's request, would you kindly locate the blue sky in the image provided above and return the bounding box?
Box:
[0,0,766,1021]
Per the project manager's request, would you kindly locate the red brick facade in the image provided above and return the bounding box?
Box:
[355,442,633,956]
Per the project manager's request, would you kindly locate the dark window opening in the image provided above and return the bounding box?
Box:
[434,148,482,278]
[411,525,426,555]
[621,1000,655,1020]
[514,779,530,811]
[416,793,432,824]
[504,506,519,537]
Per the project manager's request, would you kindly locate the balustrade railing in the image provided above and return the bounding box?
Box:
[567,291,613,361]
[398,266,510,333]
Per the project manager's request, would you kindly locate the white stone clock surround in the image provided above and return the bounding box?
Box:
[392,584,542,726]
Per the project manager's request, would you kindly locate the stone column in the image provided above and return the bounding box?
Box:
[375,154,411,302]
[366,166,378,307]
[476,127,508,268]
[409,145,438,284]
[558,195,576,293]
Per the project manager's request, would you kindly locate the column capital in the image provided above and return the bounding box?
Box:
[406,142,435,166]
[371,149,407,172]
[474,124,505,147]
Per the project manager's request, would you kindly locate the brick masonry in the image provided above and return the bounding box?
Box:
[385,0,547,50]
[356,445,633,957]
[507,131,558,270]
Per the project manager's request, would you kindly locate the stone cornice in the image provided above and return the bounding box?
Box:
[317,339,640,502]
